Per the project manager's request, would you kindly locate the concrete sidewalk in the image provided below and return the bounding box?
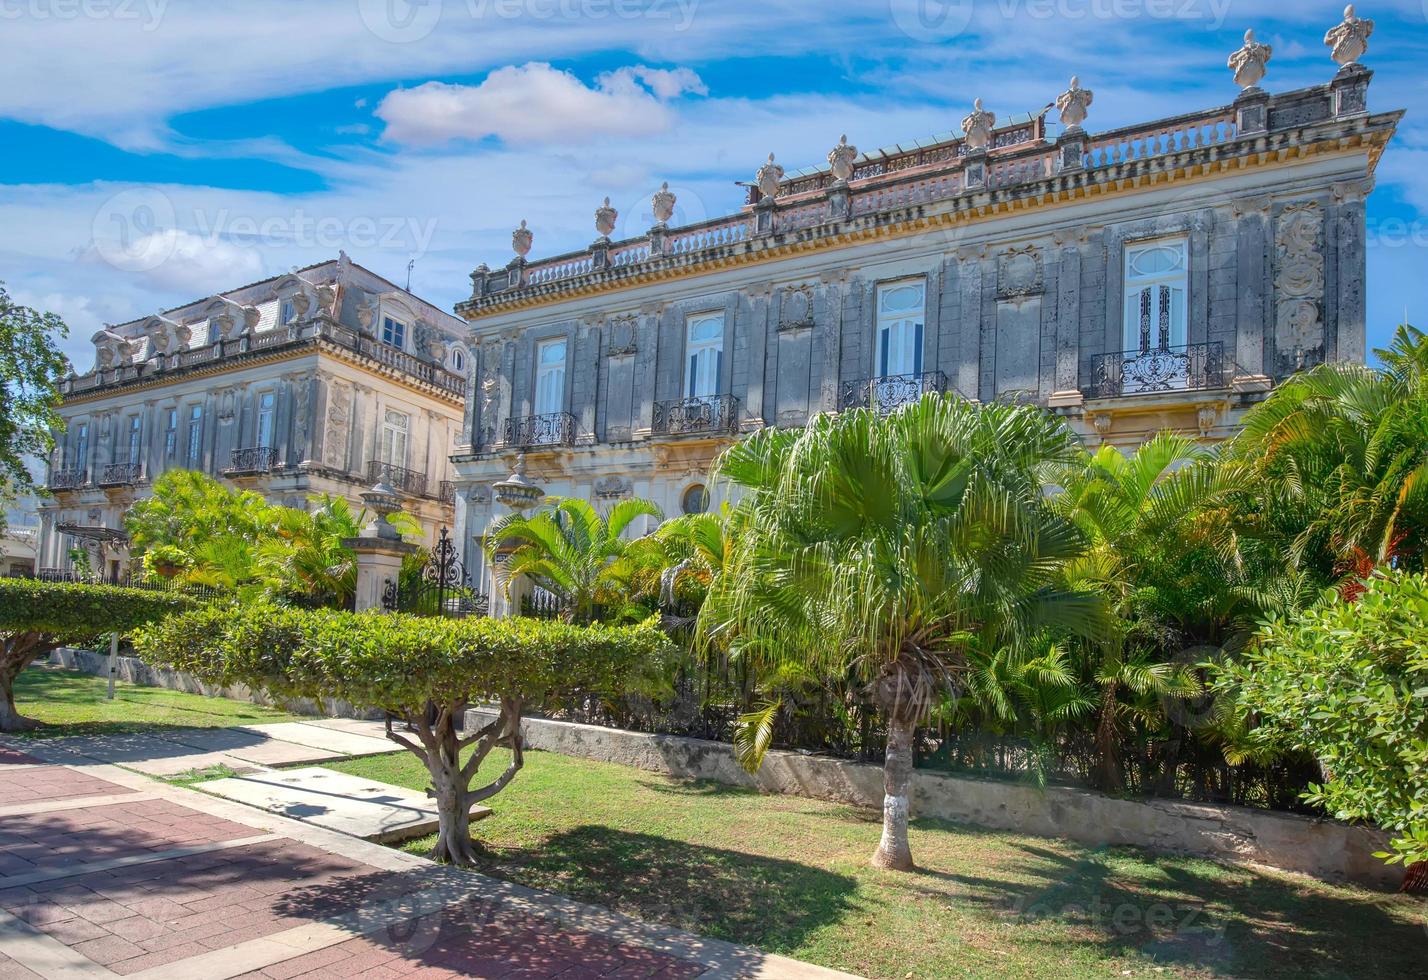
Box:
[0,739,861,979]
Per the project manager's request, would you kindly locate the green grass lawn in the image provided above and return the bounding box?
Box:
[9,664,301,738]
[327,748,1427,980]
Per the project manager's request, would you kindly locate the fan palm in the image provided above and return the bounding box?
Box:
[702,394,1105,870]
[485,496,662,623]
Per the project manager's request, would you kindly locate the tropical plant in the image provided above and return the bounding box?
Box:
[136,602,669,864]
[485,496,663,623]
[0,579,192,731]
[1221,570,1428,891]
[702,394,1106,870]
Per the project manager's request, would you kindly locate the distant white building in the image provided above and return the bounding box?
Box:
[2,457,43,576]
[38,254,470,581]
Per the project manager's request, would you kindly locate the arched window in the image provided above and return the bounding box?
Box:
[681,484,710,515]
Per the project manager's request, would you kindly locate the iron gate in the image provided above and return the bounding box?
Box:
[381,527,489,618]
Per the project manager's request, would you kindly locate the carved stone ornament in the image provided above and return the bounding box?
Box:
[1228,30,1272,91]
[997,246,1044,299]
[651,182,676,225]
[961,99,995,152]
[1197,404,1219,436]
[778,285,815,331]
[593,475,632,499]
[1274,202,1325,360]
[827,134,858,182]
[512,219,533,259]
[323,383,352,468]
[355,295,376,333]
[606,314,638,357]
[1055,77,1093,131]
[467,483,492,505]
[756,153,784,200]
[595,197,618,238]
[1325,5,1373,67]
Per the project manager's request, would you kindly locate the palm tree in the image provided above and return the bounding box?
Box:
[255,494,416,608]
[702,394,1105,871]
[1054,433,1236,790]
[485,497,662,623]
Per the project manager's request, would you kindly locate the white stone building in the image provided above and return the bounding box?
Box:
[37,255,470,580]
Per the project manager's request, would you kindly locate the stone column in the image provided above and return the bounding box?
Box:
[1048,228,1085,407]
[488,456,544,619]
[1232,196,1273,389]
[343,483,417,613]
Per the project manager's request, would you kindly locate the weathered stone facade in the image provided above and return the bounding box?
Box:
[38,256,470,577]
[447,28,1397,593]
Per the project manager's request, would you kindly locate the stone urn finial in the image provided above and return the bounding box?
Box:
[1325,4,1373,68]
[1228,29,1273,91]
[827,134,858,183]
[755,153,784,200]
[1055,77,1094,132]
[961,98,995,152]
[512,219,533,259]
[594,197,618,238]
[651,182,676,225]
[494,453,544,513]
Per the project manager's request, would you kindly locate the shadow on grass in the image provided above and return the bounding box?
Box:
[476,825,858,954]
[900,833,1428,978]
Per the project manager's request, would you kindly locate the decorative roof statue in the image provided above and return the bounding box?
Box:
[1325,5,1373,68]
[961,98,995,152]
[651,182,676,225]
[594,197,618,238]
[755,153,784,200]
[828,134,858,182]
[1055,77,1093,132]
[511,219,532,259]
[1228,29,1272,90]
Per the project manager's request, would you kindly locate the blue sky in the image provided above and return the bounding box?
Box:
[2,0,1425,372]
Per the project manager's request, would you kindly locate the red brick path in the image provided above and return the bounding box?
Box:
[0,765,135,806]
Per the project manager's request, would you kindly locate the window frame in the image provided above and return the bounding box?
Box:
[533,337,568,416]
[684,311,725,400]
[1122,236,1189,354]
[379,409,410,468]
[163,407,178,460]
[874,278,926,379]
[381,315,408,351]
[186,406,203,467]
[255,391,277,449]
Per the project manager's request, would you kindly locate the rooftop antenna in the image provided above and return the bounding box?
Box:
[405,258,415,292]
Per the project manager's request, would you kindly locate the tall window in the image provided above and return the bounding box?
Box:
[72,423,89,469]
[279,298,296,325]
[256,392,276,449]
[186,406,203,467]
[381,315,407,350]
[876,280,925,379]
[380,410,409,467]
[1123,239,1187,353]
[126,415,141,463]
[535,338,567,416]
[685,313,724,399]
[164,408,178,460]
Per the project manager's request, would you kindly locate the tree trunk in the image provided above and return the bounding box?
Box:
[1403,861,1427,895]
[0,638,42,733]
[427,756,477,866]
[1094,682,1123,793]
[871,712,916,871]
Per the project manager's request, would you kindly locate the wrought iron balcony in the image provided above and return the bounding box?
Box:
[652,394,741,437]
[98,461,143,487]
[367,460,429,498]
[503,412,576,448]
[47,469,87,491]
[840,371,949,412]
[438,480,457,505]
[1091,342,1227,398]
[226,446,279,475]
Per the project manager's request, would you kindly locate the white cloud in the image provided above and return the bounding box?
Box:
[375,63,705,146]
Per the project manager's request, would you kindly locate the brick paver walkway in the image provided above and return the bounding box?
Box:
[0,743,853,980]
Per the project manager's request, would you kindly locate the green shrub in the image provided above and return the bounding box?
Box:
[0,578,193,732]
[1225,571,1428,875]
[135,604,671,864]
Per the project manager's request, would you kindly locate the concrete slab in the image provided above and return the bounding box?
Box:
[297,717,391,739]
[239,722,400,758]
[200,767,491,843]
[126,750,266,778]
[36,733,263,776]
[154,727,343,766]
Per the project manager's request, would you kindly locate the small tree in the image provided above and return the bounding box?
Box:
[136,603,670,865]
[1224,570,1428,892]
[0,283,69,524]
[0,579,193,731]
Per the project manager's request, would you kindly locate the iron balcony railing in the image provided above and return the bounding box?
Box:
[98,461,143,487]
[840,371,949,412]
[504,412,576,448]
[1091,342,1227,398]
[652,394,741,437]
[226,446,279,475]
[367,460,429,498]
[438,480,457,505]
[48,469,87,491]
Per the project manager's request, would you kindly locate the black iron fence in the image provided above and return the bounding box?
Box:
[98,460,144,487]
[226,446,279,474]
[1092,342,1227,397]
[367,460,429,497]
[382,527,488,618]
[652,394,740,437]
[839,370,949,412]
[47,469,87,491]
[503,412,575,448]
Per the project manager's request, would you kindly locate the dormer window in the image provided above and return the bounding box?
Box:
[382,315,407,350]
[280,299,296,325]
[451,348,466,374]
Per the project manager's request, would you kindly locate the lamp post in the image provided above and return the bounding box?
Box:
[488,455,544,618]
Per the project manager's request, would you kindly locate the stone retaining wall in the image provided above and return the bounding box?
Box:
[466,708,1398,891]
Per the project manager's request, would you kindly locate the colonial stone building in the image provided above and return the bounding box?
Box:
[37,255,470,579]
[444,15,1396,590]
